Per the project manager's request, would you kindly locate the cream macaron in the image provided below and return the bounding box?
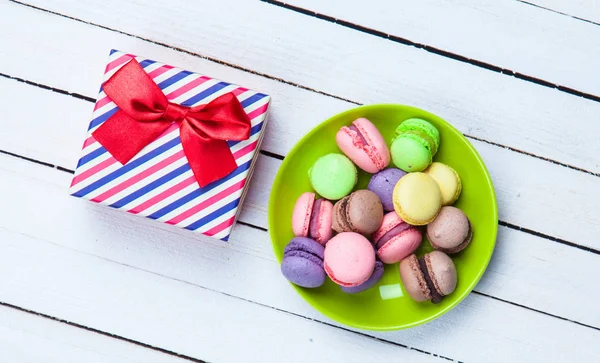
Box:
[392,172,442,226]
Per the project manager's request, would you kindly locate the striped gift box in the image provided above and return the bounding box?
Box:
[69,50,271,241]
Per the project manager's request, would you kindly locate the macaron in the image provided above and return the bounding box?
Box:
[341,260,384,294]
[393,172,442,225]
[372,211,422,264]
[427,206,472,254]
[332,190,384,235]
[324,232,376,287]
[336,118,390,173]
[390,118,440,172]
[399,251,457,303]
[309,153,357,200]
[424,162,462,205]
[292,192,334,245]
[281,237,327,288]
[367,168,407,212]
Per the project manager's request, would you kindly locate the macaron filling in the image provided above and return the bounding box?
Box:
[307,198,323,240]
[418,257,443,304]
[348,125,369,145]
[345,124,387,170]
[375,223,413,249]
[335,196,355,232]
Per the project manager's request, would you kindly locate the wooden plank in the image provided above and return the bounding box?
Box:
[0,233,444,363]
[0,153,598,363]
[277,0,600,96]
[0,304,189,363]
[5,0,600,175]
[525,0,600,24]
[3,54,600,252]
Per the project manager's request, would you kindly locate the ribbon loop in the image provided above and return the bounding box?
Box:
[92,59,252,187]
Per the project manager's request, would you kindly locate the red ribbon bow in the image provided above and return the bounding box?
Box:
[92,59,251,187]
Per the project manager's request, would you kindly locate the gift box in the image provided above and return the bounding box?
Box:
[69,50,271,241]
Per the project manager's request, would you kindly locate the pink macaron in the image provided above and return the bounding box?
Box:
[372,211,422,264]
[336,118,390,173]
[324,232,376,287]
[292,192,334,245]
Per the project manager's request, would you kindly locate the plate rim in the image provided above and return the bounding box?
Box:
[268,104,498,331]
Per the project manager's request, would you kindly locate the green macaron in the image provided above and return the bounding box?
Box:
[309,153,357,200]
[391,118,440,172]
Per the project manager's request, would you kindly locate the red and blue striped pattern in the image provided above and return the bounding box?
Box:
[69,50,271,241]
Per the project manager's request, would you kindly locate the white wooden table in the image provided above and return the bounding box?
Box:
[1,0,599,362]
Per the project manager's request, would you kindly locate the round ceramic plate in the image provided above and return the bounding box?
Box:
[268,104,498,330]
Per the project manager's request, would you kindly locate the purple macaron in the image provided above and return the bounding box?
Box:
[281,237,326,288]
[368,168,407,212]
[341,260,384,294]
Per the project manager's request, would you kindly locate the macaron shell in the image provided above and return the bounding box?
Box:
[396,118,440,155]
[335,118,390,173]
[390,136,432,172]
[281,254,326,288]
[309,153,357,200]
[311,199,334,245]
[426,206,471,253]
[346,190,384,235]
[341,260,384,294]
[425,251,457,296]
[372,211,404,243]
[399,254,431,302]
[324,232,376,287]
[367,168,406,212]
[292,192,315,236]
[284,237,326,260]
[393,173,443,225]
[377,228,423,264]
[424,162,462,205]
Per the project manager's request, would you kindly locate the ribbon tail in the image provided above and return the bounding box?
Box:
[93,110,173,164]
[180,121,238,187]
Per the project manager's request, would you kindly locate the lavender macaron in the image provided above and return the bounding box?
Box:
[368,168,407,212]
[341,260,384,294]
[281,237,326,288]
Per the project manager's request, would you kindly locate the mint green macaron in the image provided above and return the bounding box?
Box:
[391,118,440,172]
[309,153,357,200]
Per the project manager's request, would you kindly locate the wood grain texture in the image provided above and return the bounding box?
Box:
[525,0,600,24]
[0,304,189,363]
[6,0,600,175]
[0,153,599,363]
[3,44,600,252]
[278,0,600,96]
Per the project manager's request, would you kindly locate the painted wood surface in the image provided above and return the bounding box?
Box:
[277,0,600,97]
[1,0,599,362]
[0,153,599,363]
[0,305,188,363]
[526,0,600,24]
[6,0,600,174]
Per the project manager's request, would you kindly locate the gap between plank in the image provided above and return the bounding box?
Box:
[2,72,599,257]
[0,301,209,363]
[1,150,598,339]
[471,291,600,332]
[516,0,600,27]
[261,0,600,104]
[3,68,599,179]
[6,0,600,178]
[8,0,359,107]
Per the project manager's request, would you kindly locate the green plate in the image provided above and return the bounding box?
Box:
[268,104,498,330]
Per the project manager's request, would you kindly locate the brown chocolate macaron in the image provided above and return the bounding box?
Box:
[426,206,472,254]
[399,251,457,304]
[332,190,384,235]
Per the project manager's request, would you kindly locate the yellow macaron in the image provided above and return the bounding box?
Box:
[424,162,462,205]
[393,172,442,225]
